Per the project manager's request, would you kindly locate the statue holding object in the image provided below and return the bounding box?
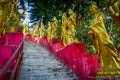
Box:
[89,1,120,78]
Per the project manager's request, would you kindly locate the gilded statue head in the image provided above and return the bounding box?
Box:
[62,13,67,19]
[53,16,57,20]
[53,16,58,22]
[68,9,73,15]
[89,1,99,14]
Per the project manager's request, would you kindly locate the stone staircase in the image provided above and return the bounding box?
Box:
[19,41,79,80]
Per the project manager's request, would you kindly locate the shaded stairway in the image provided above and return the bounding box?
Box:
[19,41,79,80]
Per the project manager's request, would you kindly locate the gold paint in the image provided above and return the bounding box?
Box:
[32,23,39,36]
[0,0,19,34]
[52,16,59,38]
[23,25,28,35]
[108,0,120,25]
[46,16,59,42]
[89,1,120,78]
[46,21,52,42]
[39,22,45,38]
[61,9,79,46]
[61,13,68,46]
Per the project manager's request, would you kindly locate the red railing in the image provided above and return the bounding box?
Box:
[0,32,24,80]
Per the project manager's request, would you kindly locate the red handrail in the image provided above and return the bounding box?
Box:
[0,36,24,80]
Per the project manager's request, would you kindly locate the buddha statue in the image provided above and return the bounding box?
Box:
[0,0,11,25]
[0,0,12,34]
[108,0,120,16]
[0,0,19,34]
[61,12,68,46]
[34,23,39,36]
[39,22,45,38]
[66,9,79,46]
[108,0,120,25]
[31,24,39,36]
[8,11,19,32]
[68,9,76,26]
[23,25,28,35]
[89,1,120,78]
[46,21,52,42]
[51,16,59,38]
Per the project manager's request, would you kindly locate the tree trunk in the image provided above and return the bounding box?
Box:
[45,15,49,28]
[76,0,81,27]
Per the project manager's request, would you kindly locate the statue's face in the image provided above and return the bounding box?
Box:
[89,2,99,15]
[89,6,98,15]
[68,9,73,15]
[62,14,66,20]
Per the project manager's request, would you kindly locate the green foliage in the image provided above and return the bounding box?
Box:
[17,24,24,31]
[88,45,97,54]
[55,27,61,39]
[111,23,120,50]
[75,16,92,43]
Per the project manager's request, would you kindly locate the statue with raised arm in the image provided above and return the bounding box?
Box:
[89,1,120,78]
[23,24,28,35]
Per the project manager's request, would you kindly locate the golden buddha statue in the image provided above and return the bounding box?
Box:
[23,25,28,35]
[68,9,76,26]
[51,16,59,38]
[31,24,38,36]
[8,11,19,32]
[0,0,11,24]
[46,21,52,42]
[33,23,39,36]
[108,0,120,25]
[61,13,68,46]
[0,0,19,34]
[0,0,12,34]
[89,1,120,78]
[108,0,120,16]
[66,9,79,46]
[39,22,45,38]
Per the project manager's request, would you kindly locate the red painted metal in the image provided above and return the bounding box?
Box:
[0,33,24,80]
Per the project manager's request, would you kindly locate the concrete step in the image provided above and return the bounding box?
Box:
[19,41,79,80]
